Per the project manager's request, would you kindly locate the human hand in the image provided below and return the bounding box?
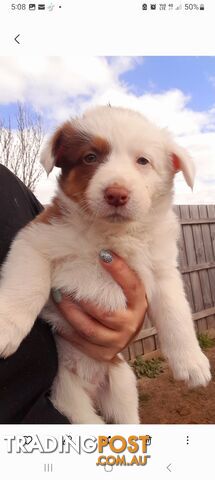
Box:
[53,250,148,361]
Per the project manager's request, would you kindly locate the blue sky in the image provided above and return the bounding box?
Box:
[0,56,214,203]
[121,57,215,111]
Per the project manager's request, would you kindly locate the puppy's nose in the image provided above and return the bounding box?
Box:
[104,186,129,207]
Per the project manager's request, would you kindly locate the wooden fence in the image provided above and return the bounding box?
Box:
[123,205,215,361]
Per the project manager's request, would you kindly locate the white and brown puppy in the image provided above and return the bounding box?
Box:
[0,106,211,424]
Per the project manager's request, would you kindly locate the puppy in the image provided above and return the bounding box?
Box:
[0,106,211,424]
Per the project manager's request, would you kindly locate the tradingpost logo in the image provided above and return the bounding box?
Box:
[3,433,152,470]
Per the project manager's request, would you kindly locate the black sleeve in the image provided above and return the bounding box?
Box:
[0,164,69,423]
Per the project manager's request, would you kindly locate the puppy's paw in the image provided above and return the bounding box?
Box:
[0,320,24,358]
[68,414,105,424]
[0,299,27,357]
[170,349,211,388]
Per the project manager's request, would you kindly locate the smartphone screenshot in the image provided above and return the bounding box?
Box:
[0,0,214,478]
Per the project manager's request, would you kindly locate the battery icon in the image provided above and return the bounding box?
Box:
[200,4,204,9]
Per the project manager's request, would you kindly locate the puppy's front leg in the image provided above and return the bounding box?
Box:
[0,232,51,357]
[151,269,211,387]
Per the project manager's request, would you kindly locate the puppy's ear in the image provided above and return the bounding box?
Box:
[40,122,80,174]
[170,143,195,189]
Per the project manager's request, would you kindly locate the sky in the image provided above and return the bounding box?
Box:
[0,56,214,205]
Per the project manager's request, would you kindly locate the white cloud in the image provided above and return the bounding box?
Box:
[0,56,215,205]
[82,88,213,135]
[0,57,140,121]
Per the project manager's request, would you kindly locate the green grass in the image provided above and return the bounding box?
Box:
[197,333,215,350]
[131,356,164,379]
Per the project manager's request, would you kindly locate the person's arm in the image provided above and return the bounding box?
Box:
[0,164,69,423]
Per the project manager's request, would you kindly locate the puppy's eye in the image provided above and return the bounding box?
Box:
[137,157,149,165]
[83,153,97,165]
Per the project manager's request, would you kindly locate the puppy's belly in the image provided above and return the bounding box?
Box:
[56,335,109,385]
[41,306,110,399]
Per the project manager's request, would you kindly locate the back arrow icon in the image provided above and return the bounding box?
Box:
[167,463,172,472]
[14,34,20,44]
